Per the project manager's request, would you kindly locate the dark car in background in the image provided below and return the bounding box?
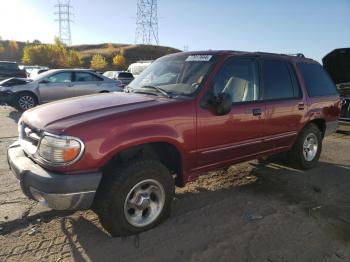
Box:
[323,48,350,131]
[103,71,134,87]
[0,61,27,81]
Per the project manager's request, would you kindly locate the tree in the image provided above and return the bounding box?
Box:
[22,38,82,68]
[90,54,107,70]
[9,40,19,51]
[112,54,126,70]
[9,40,19,60]
[67,50,82,67]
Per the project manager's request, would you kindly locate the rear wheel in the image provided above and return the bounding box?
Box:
[288,123,322,169]
[15,92,37,111]
[93,159,174,237]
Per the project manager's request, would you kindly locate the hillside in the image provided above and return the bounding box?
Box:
[0,40,181,69]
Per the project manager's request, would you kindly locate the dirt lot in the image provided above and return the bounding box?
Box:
[0,106,349,262]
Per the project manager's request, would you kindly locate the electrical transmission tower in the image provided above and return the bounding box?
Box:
[135,0,159,45]
[55,0,73,46]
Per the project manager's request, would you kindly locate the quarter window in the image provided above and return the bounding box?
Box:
[211,58,260,103]
[298,63,338,97]
[262,59,296,100]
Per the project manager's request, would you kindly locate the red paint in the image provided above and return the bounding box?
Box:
[21,51,340,186]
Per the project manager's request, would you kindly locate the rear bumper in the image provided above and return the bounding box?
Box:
[7,142,102,210]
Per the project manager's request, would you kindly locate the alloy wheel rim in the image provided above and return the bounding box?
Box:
[18,96,35,110]
[124,179,165,227]
[303,133,318,161]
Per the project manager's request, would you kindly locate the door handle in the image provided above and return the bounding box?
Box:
[252,108,262,116]
[298,103,305,110]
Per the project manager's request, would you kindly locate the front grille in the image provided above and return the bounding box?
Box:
[340,97,350,121]
[19,122,41,155]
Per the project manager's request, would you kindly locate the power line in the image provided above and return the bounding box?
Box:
[54,0,73,46]
[135,0,159,45]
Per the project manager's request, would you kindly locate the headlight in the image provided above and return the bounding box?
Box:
[37,134,84,166]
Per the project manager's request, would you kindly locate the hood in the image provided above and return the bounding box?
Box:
[322,48,350,85]
[22,92,164,132]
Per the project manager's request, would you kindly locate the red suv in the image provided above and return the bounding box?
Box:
[7,51,340,236]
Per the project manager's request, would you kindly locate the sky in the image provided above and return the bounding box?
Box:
[0,0,349,62]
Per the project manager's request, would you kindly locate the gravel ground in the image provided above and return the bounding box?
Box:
[0,106,349,262]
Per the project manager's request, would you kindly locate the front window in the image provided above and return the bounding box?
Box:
[128,54,217,97]
[47,72,72,83]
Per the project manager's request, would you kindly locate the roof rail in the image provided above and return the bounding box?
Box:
[285,53,305,58]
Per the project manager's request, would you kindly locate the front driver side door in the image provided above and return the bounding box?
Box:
[196,57,266,170]
[38,72,74,103]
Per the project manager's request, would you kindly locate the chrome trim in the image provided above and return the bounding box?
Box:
[262,131,298,142]
[201,140,262,155]
[34,132,85,167]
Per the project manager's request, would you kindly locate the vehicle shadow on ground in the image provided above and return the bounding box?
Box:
[63,160,350,261]
[8,110,22,123]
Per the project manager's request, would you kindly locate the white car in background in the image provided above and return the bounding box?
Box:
[127,60,153,77]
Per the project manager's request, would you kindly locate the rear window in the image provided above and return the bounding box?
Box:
[298,63,338,97]
[0,62,19,70]
[118,72,133,78]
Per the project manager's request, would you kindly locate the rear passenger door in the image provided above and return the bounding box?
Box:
[72,72,104,96]
[261,59,305,151]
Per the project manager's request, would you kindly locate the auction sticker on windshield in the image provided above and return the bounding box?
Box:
[185,55,213,62]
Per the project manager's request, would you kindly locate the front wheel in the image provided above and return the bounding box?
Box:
[93,159,174,237]
[15,93,38,111]
[288,123,322,169]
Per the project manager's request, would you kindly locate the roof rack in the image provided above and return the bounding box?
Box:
[285,53,305,58]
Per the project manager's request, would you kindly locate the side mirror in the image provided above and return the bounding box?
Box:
[39,79,50,84]
[201,91,232,115]
[215,93,232,115]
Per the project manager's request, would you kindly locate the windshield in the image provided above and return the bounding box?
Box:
[128,53,216,97]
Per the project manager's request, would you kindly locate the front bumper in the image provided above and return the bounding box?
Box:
[7,142,102,210]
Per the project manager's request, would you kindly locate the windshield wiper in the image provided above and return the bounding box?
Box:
[135,85,172,98]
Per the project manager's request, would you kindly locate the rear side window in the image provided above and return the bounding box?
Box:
[74,72,103,82]
[298,63,338,97]
[262,59,298,100]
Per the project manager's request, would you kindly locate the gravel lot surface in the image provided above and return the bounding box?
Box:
[0,106,349,262]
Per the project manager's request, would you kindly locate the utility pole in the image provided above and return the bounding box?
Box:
[55,0,73,46]
[135,0,159,45]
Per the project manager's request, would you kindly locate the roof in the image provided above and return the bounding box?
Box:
[164,50,316,63]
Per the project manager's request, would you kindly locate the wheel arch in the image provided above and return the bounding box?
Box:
[101,141,183,186]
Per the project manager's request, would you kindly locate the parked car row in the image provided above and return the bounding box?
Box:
[0,69,123,110]
[0,61,27,81]
[7,50,341,236]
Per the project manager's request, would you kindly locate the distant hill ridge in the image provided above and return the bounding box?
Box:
[0,40,181,69]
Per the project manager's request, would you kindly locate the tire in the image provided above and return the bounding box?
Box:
[15,92,38,111]
[93,159,174,237]
[288,123,322,169]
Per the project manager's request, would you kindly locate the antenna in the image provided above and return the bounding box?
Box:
[135,0,159,45]
[55,0,73,46]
